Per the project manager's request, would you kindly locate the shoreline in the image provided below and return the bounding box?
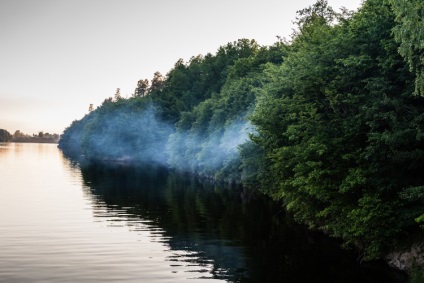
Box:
[11,139,59,144]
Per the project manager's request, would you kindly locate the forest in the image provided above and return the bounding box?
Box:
[59,0,424,268]
[0,129,60,143]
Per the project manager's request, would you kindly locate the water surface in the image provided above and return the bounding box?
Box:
[0,143,407,282]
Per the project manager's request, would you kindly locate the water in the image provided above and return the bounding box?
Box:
[0,143,408,282]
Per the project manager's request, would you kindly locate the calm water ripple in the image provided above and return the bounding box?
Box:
[0,143,408,282]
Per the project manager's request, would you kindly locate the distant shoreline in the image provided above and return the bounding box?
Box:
[11,138,59,144]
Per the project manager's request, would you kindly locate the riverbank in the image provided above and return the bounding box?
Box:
[11,137,59,144]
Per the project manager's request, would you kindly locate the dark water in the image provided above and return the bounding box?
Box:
[0,143,408,282]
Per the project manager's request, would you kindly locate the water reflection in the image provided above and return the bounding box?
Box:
[80,164,242,281]
[79,163,407,283]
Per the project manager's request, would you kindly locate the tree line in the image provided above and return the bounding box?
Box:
[59,0,424,262]
[0,129,60,143]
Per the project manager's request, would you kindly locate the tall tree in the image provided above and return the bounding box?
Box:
[149,72,164,93]
[390,0,424,96]
[134,79,149,97]
[114,88,123,101]
[249,0,424,258]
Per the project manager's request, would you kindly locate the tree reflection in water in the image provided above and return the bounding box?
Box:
[79,162,407,283]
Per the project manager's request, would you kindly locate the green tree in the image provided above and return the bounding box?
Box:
[149,71,164,93]
[134,79,149,97]
[389,0,424,96]
[114,88,123,101]
[249,0,424,258]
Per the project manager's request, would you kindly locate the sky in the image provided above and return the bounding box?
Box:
[0,0,363,135]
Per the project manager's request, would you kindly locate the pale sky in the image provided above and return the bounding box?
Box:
[0,0,363,135]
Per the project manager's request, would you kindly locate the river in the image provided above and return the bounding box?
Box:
[0,143,408,282]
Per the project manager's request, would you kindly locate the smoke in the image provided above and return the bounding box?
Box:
[62,102,254,182]
[220,119,253,154]
[80,103,173,166]
[166,114,254,180]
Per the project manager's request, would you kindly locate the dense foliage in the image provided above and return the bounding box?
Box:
[0,129,12,142]
[389,0,424,96]
[249,0,424,258]
[59,0,424,260]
